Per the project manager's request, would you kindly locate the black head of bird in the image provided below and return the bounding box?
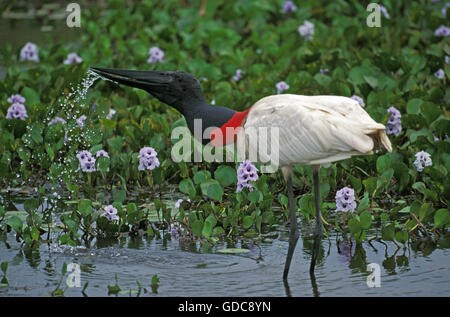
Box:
[90,67,237,144]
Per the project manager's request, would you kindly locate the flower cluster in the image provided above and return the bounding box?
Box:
[77,115,87,128]
[106,109,116,119]
[351,95,365,107]
[147,47,164,63]
[6,103,28,120]
[76,150,96,173]
[335,187,357,212]
[20,42,39,62]
[282,1,297,13]
[386,106,402,136]
[6,94,28,120]
[138,147,160,171]
[435,25,450,37]
[102,205,119,221]
[232,69,243,82]
[276,81,289,94]
[236,160,259,192]
[64,52,83,64]
[434,69,445,80]
[298,21,314,41]
[413,151,432,172]
[48,117,67,126]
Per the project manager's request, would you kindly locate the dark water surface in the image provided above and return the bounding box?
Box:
[1,191,449,297]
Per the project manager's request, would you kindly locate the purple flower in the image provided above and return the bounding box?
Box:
[282,1,297,13]
[76,115,87,128]
[106,109,116,119]
[386,106,402,136]
[351,95,365,107]
[434,25,450,37]
[442,3,450,18]
[298,21,314,41]
[6,103,28,120]
[434,68,445,79]
[147,47,164,64]
[413,151,432,172]
[48,117,67,126]
[20,42,39,62]
[276,81,290,94]
[232,69,243,82]
[76,150,96,173]
[379,5,390,19]
[64,52,83,65]
[138,147,160,171]
[319,68,329,74]
[446,56,450,65]
[102,205,119,221]
[175,198,191,209]
[92,103,98,112]
[335,187,357,212]
[7,94,25,104]
[96,150,110,158]
[236,160,259,192]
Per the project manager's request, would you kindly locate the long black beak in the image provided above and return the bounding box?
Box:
[89,67,173,91]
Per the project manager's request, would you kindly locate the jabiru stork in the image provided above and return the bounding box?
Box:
[90,67,392,280]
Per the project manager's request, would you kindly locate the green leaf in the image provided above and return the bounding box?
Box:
[214,165,236,187]
[179,179,196,198]
[192,220,203,237]
[406,99,422,114]
[78,199,92,216]
[348,218,361,235]
[382,224,395,241]
[1,262,8,275]
[22,87,40,106]
[201,220,212,238]
[434,209,450,228]
[395,230,408,244]
[7,216,23,233]
[206,182,223,201]
[247,189,262,204]
[193,170,211,185]
[376,155,391,173]
[359,210,372,229]
[243,216,253,229]
[113,190,126,204]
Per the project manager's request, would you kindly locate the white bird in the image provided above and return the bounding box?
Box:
[89,68,392,280]
[237,94,392,278]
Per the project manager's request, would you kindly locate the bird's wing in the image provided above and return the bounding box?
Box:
[241,94,390,166]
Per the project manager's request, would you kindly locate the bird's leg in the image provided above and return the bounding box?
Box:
[310,165,323,274]
[283,174,299,280]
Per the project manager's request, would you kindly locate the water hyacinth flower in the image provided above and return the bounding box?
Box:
[20,42,39,62]
[76,150,96,172]
[236,160,259,192]
[102,205,119,221]
[298,21,314,41]
[64,52,83,64]
[96,150,110,158]
[386,106,402,136]
[175,198,191,209]
[232,69,243,82]
[7,94,25,104]
[276,81,290,94]
[351,95,365,107]
[434,25,450,37]
[282,1,297,13]
[138,147,160,171]
[319,68,329,74]
[379,5,390,19]
[442,3,450,18]
[335,187,357,212]
[106,108,116,119]
[434,68,445,79]
[48,116,67,126]
[413,151,432,172]
[446,56,450,65]
[6,103,28,120]
[147,46,164,64]
[76,115,87,128]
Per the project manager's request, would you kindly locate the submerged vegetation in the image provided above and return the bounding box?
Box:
[0,0,449,274]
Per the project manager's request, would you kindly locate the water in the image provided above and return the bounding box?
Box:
[1,191,449,297]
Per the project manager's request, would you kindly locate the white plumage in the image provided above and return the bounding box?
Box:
[239,94,392,168]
